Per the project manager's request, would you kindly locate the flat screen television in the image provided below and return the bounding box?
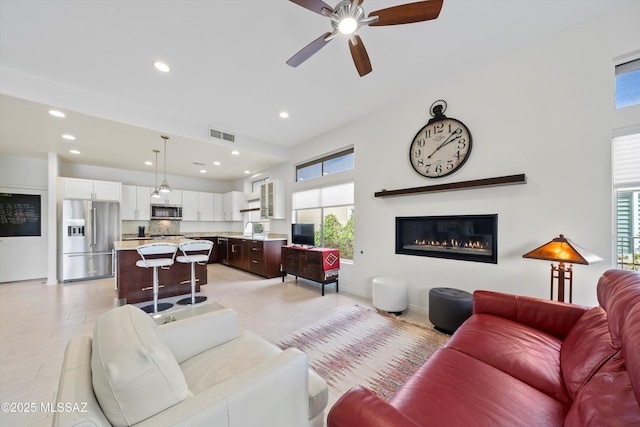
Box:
[291,223,315,246]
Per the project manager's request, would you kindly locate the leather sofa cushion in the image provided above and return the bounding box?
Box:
[91,305,191,427]
[445,313,570,404]
[180,330,328,421]
[560,307,617,399]
[180,330,283,394]
[565,365,640,426]
[598,269,640,348]
[308,368,330,422]
[390,348,568,426]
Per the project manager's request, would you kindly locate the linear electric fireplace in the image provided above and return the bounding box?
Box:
[396,214,498,264]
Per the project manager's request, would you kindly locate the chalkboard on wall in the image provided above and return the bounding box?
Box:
[0,193,41,237]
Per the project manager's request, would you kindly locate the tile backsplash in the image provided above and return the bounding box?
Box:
[149,220,181,235]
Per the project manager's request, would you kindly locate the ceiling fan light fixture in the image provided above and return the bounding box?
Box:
[338,17,358,34]
[287,0,443,77]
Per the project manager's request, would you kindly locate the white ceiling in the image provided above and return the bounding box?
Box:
[0,0,630,182]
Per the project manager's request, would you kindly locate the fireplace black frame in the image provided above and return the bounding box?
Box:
[395,214,498,264]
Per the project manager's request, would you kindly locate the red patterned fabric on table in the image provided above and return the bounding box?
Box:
[312,247,340,272]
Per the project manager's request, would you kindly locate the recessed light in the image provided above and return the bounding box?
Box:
[145,161,153,166]
[69,149,80,155]
[244,170,251,174]
[279,111,289,119]
[62,134,76,140]
[49,109,65,118]
[213,161,221,166]
[200,170,207,174]
[231,150,240,155]
[153,61,170,72]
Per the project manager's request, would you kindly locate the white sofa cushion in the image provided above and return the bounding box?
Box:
[91,305,191,427]
[180,330,282,393]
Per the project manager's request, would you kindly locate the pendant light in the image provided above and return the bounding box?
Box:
[158,135,172,193]
[151,149,161,199]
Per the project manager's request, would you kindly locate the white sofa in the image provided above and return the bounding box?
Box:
[52,305,328,427]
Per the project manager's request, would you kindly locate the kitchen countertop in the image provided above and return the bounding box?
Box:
[114,238,198,250]
[118,233,288,245]
[184,232,287,241]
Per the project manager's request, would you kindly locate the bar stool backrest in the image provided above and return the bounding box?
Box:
[136,243,179,267]
[178,240,213,263]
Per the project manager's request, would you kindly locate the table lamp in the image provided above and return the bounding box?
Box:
[522,234,602,303]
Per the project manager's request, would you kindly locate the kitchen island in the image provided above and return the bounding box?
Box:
[114,238,206,304]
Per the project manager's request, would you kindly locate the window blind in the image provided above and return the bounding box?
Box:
[292,182,354,210]
[613,133,640,188]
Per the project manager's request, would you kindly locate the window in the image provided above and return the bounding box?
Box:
[252,178,267,193]
[296,148,354,182]
[615,58,640,109]
[292,182,354,260]
[613,133,640,270]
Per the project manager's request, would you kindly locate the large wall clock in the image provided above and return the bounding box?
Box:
[409,100,472,178]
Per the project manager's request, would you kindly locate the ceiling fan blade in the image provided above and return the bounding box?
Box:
[289,0,333,15]
[368,0,443,26]
[348,35,372,77]
[286,32,333,67]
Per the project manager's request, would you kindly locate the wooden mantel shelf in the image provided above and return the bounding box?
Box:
[374,174,526,198]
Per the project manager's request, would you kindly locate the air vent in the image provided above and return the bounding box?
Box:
[209,127,235,143]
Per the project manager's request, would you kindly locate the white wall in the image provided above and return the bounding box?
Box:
[0,155,49,282]
[275,2,640,309]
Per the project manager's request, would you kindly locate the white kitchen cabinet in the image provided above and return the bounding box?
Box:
[213,193,223,221]
[155,189,182,206]
[198,192,215,221]
[260,180,285,219]
[62,177,121,201]
[182,190,199,221]
[222,191,244,221]
[121,185,151,220]
[182,191,215,221]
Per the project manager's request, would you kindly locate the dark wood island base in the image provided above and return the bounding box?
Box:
[115,239,206,305]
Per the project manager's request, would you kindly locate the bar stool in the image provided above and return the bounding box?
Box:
[136,242,178,313]
[176,240,213,305]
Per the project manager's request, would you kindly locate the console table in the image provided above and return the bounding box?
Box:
[281,246,340,296]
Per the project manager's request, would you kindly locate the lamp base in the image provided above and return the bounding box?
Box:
[550,262,573,303]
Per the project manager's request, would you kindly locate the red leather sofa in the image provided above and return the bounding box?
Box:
[327,269,640,426]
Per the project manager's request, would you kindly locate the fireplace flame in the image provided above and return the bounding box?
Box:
[414,239,486,249]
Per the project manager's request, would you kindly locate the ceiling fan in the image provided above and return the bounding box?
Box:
[286,0,444,77]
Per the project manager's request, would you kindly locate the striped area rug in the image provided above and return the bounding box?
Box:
[277,305,449,414]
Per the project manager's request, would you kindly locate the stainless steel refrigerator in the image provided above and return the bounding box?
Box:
[61,199,120,281]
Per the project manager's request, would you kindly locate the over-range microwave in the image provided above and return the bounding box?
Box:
[151,204,182,220]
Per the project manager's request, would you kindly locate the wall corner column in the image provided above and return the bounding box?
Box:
[47,153,59,285]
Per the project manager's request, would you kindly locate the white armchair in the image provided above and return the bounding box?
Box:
[52,305,328,427]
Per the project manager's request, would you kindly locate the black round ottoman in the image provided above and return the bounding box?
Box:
[429,287,473,335]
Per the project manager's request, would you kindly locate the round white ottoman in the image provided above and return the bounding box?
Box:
[372,276,408,314]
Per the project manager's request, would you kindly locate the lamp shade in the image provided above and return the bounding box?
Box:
[522,234,602,265]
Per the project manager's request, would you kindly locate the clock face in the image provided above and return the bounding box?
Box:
[409,118,472,178]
